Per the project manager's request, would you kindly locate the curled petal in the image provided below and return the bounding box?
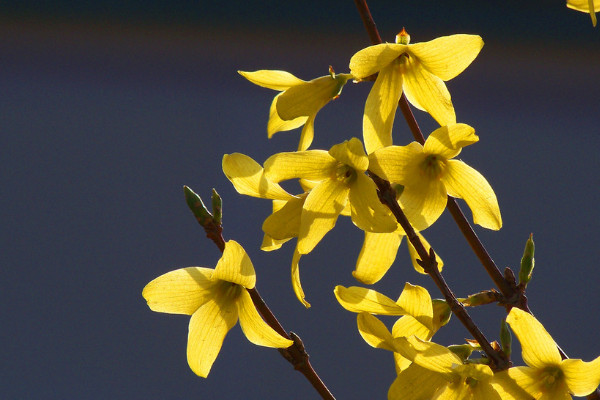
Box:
[297,114,316,151]
[353,231,402,284]
[328,137,369,172]
[393,336,461,377]
[396,283,433,331]
[393,315,433,342]
[222,153,294,200]
[142,267,216,315]
[357,312,396,351]
[423,123,479,160]
[443,160,502,230]
[334,285,407,315]
[262,195,304,240]
[402,56,456,126]
[291,248,311,308]
[407,34,484,81]
[187,296,238,377]
[238,70,305,90]
[349,43,406,78]
[237,289,294,348]
[213,240,256,289]
[264,150,336,183]
[562,356,600,396]
[267,94,307,138]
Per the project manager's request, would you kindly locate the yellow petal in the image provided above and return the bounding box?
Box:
[407,231,444,274]
[222,153,294,200]
[443,159,502,230]
[503,366,548,398]
[567,0,600,26]
[388,363,448,400]
[267,94,307,138]
[236,289,294,348]
[393,336,461,376]
[368,142,424,183]
[357,312,396,351]
[506,308,562,369]
[142,267,216,315]
[398,176,448,231]
[187,295,238,377]
[263,150,336,183]
[491,369,540,400]
[212,240,256,289]
[407,34,484,81]
[362,60,404,154]
[423,123,479,160]
[402,56,456,126]
[349,174,398,233]
[353,231,402,284]
[297,114,315,151]
[262,195,304,240]
[562,356,600,396]
[393,315,433,343]
[431,299,452,333]
[349,43,407,78]
[238,70,305,90]
[328,137,369,172]
[396,283,433,331]
[297,179,349,254]
[291,248,311,308]
[260,233,288,251]
[334,285,407,315]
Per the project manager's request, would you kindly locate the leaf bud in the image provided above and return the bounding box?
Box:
[518,233,535,286]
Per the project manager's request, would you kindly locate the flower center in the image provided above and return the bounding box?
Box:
[420,154,446,180]
[334,163,357,184]
[541,367,563,391]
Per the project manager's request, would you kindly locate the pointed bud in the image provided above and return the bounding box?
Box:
[462,290,499,307]
[184,185,213,226]
[518,233,535,286]
[448,344,474,361]
[395,27,410,45]
[211,189,222,225]
[500,319,512,358]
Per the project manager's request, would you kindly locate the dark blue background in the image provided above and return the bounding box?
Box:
[2,2,599,399]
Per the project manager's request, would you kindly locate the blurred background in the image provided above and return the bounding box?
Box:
[2,1,599,399]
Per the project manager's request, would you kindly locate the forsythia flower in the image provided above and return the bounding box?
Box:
[264,137,397,254]
[239,68,352,151]
[495,307,600,399]
[368,123,502,231]
[350,29,483,153]
[567,0,599,26]
[142,240,293,377]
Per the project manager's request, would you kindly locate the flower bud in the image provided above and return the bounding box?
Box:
[500,319,512,358]
[211,189,222,225]
[518,233,535,286]
[395,27,410,45]
[184,185,213,226]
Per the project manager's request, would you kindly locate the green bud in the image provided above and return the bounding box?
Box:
[462,290,499,307]
[448,344,474,361]
[518,233,535,286]
[183,185,213,226]
[500,319,512,358]
[211,189,222,225]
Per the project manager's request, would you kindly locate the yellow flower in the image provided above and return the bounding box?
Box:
[142,240,293,377]
[264,137,397,255]
[567,0,599,26]
[494,308,600,399]
[368,123,502,231]
[350,29,484,153]
[239,68,352,151]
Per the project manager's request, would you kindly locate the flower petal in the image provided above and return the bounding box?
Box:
[423,123,479,160]
[267,94,307,138]
[297,179,349,254]
[328,137,369,171]
[491,369,540,400]
[262,195,304,240]
[297,114,315,151]
[443,160,502,230]
[567,0,600,26]
[353,231,402,284]
[334,285,407,315]
[349,43,407,78]
[407,35,484,81]
[187,295,238,377]
[349,174,398,233]
[222,153,294,200]
[392,315,433,342]
[357,312,396,351]
[388,363,448,400]
[142,267,216,315]
[362,60,404,154]
[402,56,456,126]
[562,356,600,396]
[263,150,335,183]
[396,283,433,331]
[238,70,305,90]
[506,308,562,368]
[291,248,311,308]
[398,177,448,231]
[236,289,294,348]
[393,336,461,376]
[368,142,424,183]
[503,366,549,399]
[407,231,444,274]
[212,240,256,289]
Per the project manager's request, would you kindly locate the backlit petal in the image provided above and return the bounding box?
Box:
[349,43,406,78]
[236,289,294,348]
[267,94,307,138]
[212,240,256,289]
[297,179,349,254]
[506,308,562,368]
[393,315,433,342]
[297,114,315,151]
[362,60,403,154]
[143,267,216,315]
[357,312,396,351]
[328,137,369,171]
[262,195,304,240]
[334,285,407,315]
[368,142,424,183]
[399,178,448,231]
[238,70,305,90]
[408,35,484,81]
[443,160,502,230]
[504,366,548,398]
[264,150,336,183]
[353,231,402,284]
[187,296,238,377]
[396,283,433,331]
[349,174,398,233]
[393,336,460,376]
[388,363,448,400]
[402,57,456,126]
[291,248,311,308]
[492,369,539,400]
[423,123,478,160]
[562,356,600,396]
[222,153,294,200]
